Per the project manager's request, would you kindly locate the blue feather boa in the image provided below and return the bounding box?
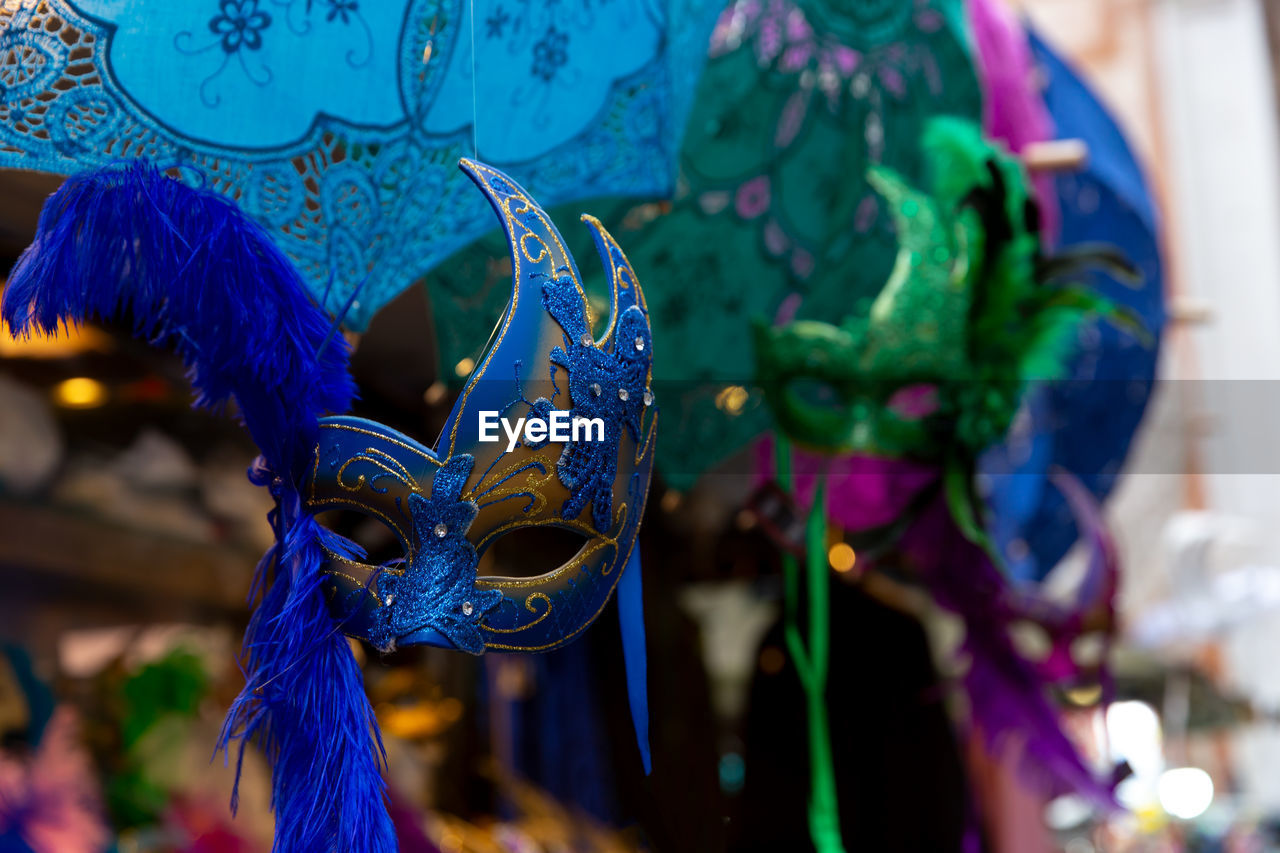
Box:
[2,163,396,852]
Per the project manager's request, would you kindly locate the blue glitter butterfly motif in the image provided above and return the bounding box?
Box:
[535,270,652,532]
[370,454,502,654]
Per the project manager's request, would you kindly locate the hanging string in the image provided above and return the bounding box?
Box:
[469,0,479,158]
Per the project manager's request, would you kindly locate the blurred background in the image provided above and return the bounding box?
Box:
[2,0,1280,851]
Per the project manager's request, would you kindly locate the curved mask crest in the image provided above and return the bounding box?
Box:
[306,160,658,653]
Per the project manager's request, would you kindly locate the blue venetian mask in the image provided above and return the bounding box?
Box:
[1,156,658,846]
[306,160,658,655]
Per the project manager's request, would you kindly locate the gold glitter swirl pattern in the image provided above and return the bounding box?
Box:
[480,592,553,633]
[336,447,419,494]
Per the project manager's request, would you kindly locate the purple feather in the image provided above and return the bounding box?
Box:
[756,439,1116,806]
[902,495,1116,807]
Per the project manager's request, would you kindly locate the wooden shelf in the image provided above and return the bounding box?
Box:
[0,500,257,623]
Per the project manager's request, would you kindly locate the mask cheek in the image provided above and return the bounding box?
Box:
[468,522,628,651]
[368,488,499,654]
[374,543,500,656]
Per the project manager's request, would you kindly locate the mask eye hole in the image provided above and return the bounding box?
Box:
[315,509,402,566]
[1070,632,1106,669]
[483,525,591,579]
[784,377,845,411]
[1008,619,1053,664]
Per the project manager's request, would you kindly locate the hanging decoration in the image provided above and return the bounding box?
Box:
[430,0,984,488]
[750,117,1139,851]
[2,159,657,852]
[0,0,722,328]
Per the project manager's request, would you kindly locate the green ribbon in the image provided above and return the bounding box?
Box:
[775,435,845,853]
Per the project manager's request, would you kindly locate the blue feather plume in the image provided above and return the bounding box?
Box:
[1,162,396,852]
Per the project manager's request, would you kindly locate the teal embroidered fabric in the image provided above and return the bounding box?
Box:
[0,0,722,328]
[429,0,982,488]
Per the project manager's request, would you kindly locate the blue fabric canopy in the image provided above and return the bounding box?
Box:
[0,0,723,328]
[983,31,1166,583]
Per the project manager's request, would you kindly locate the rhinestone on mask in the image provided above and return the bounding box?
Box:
[618,388,629,401]
[433,522,448,538]
[590,382,602,397]
[643,389,654,407]
[462,601,474,616]
[634,336,645,352]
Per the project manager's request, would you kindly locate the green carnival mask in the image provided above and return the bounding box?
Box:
[754,117,1138,462]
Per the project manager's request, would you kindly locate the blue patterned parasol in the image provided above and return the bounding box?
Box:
[0,0,722,328]
[982,31,1166,583]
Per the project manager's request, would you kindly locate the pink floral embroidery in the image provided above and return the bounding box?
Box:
[735,175,772,219]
